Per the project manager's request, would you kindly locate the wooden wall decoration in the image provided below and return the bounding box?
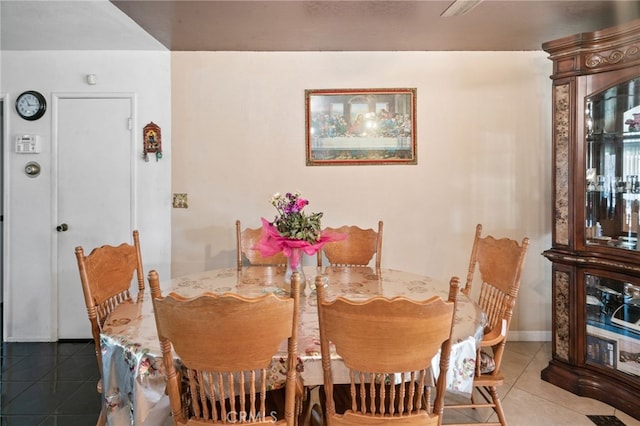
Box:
[143,122,162,162]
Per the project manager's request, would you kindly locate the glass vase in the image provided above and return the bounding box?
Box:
[285,248,307,295]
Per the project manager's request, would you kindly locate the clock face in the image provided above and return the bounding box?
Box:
[16,91,46,121]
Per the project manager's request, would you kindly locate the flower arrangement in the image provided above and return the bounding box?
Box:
[254,192,345,269]
[270,192,322,244]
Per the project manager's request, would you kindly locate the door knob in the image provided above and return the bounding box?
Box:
[56,223,68,232]
[25,161,41,177]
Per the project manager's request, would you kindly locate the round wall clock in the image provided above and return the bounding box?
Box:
[15,91,47,121]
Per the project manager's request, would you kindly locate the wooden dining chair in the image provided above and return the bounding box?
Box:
[316,274,459,425]
[317,220,383,268]
[75,230,145,426]
[444,224,529,426]
[149,269,301,425]
[236,219,287,270]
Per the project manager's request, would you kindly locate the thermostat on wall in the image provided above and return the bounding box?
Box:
[15,135,41,154]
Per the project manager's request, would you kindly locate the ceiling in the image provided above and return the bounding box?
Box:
[2,1,640,52]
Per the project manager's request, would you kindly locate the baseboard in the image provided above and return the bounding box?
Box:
[3,337,58,342]
[509,330,551,341]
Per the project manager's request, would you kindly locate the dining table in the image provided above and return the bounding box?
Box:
[99,265,486,426]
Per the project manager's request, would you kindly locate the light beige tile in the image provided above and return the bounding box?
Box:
[442,405,490,425]
[503,341,545,358]
[512,343,615,415]
[615,410,640,426]
[499,347,534,386]
[442,341,640,425]
[497,386,598,426]
[443,392,494,424]
[531,343,640,425]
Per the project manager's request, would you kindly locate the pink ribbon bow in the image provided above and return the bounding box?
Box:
[253,217,346,268]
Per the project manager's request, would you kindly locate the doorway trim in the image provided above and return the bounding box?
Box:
[50,92,137,339]
[0,93,6,342]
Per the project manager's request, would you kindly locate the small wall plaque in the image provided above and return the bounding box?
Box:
[143,122,162,162]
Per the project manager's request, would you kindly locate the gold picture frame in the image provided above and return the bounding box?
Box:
[305,88,417,166]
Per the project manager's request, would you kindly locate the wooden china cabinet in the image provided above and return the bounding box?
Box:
[541,19,640,419]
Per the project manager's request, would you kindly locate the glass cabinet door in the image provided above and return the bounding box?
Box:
[586,76,640,250]
[585,273,640,377]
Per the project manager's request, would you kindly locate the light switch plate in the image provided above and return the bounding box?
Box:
[173,193,188,208]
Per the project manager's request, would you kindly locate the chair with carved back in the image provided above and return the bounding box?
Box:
[316,221,383,268]
[237,219,287,270]
[316,274,459,425]
[149,269,301,425]
[75,230,145,426]
[444,224,529,426]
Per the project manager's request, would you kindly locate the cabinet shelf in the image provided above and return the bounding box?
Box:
[587,132,640,142]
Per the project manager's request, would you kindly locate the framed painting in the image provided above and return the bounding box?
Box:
[305,88,417,166]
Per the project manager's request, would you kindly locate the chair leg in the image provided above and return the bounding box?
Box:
[97,406,107,426]
[298,386,323,426]
[296,387,313,426]
[96,378,106,426]
[487,386,506,426]
[310,403,324,426]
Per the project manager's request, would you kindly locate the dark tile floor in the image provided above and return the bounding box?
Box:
[0,339,102,426]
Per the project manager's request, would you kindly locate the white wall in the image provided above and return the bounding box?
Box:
[1,51,172,341]
[171,51,553,339]
[0,49,553,340]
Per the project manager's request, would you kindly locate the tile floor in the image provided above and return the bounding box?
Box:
[0,339,102,425]
[1,340,639,425]
[441,341,640,426]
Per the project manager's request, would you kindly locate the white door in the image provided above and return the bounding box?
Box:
[56,96,134,339]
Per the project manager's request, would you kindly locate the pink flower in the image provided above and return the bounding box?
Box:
[295,198,308,211]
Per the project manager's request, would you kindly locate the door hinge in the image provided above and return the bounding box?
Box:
[127,118,132,130]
